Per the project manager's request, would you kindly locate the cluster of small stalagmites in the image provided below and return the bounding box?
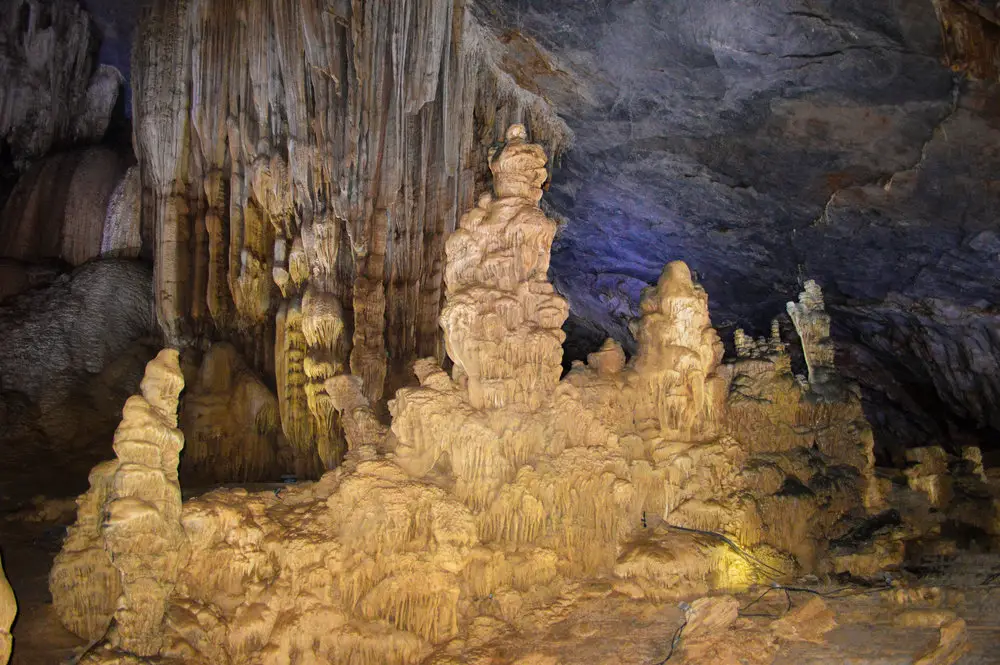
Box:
[49,350,191,661]
[630,261,727,439]
[733,320,786,362]
[441,124,569,411]
[0,553,13,665]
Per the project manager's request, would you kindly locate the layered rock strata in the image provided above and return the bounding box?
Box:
[52,127,882,665]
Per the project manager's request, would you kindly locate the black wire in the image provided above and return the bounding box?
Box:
[664,524,786,578]
[655,618,688,664]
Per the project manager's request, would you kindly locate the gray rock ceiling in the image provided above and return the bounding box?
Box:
[82,0,1000,460]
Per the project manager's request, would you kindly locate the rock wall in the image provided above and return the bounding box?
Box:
[0,147,133,265]
[51,126,882,665]
[0,0,121,170]
[131,0,570,473]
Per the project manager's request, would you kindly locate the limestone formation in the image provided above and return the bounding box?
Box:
[51,350,188,657]
[49,461,122,641]
[102,349,187,656]
[0,0,119,170]
[0,553,13,665]
[51,127,889,665]
[180,343,286,483]
[101,166,144,260]
[786,280,837,390]
[132,0,571,470]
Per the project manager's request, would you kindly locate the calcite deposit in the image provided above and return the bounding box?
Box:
[50,126,890,665]
[131,0,571,472]
[0,553,13,665]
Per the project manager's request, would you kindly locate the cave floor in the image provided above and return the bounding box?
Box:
[3,500,999,665]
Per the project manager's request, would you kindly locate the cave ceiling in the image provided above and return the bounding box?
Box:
[78,0,1000,458]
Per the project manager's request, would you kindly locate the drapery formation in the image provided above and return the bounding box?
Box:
[132,0,570,475]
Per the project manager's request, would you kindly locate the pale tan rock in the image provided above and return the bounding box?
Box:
[102,349,188,656]
[49,126,895,665]
[50,460,122,641]
[913,617,971,665]
[0,552,13,665]
[770,596,837,643]
[786,280,836,388]
[180,343,285,482]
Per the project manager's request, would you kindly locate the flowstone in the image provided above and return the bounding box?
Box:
[51,126,884,665]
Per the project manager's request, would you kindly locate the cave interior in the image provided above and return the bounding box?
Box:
[1,0,1000,664]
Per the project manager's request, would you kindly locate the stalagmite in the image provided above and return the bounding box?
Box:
[49,461,122,641]
[787,280,837,390]
[0,553,13,665]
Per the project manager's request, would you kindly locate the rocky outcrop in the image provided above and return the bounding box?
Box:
[0,553,13,665]
[131,0,570,473]
[0,147,129,265]
[0,0,121,170]
[100,166,144,260]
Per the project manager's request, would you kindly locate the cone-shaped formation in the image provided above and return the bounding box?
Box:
[0,553,13,665]
[53,127,885,665]
[441,124,569,411]
[50,350,189,658]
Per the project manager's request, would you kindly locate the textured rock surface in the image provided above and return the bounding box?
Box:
[179,343,286,483]
[49,127,886,665]
[0,0,121,170]
[0,147,129,265]
[130,0,570,473]
[0,260,158,509]
[468,0,1000,458]
[50,350,188,658]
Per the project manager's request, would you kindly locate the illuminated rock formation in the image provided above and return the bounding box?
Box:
[51,350,188,658]
[49,460,122,641]
[0,553,13,665]
[180,343,286,483]
[102,349,187,656]
[131,0,570,471]
[52,126,888,665]
[786,280,837,391]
